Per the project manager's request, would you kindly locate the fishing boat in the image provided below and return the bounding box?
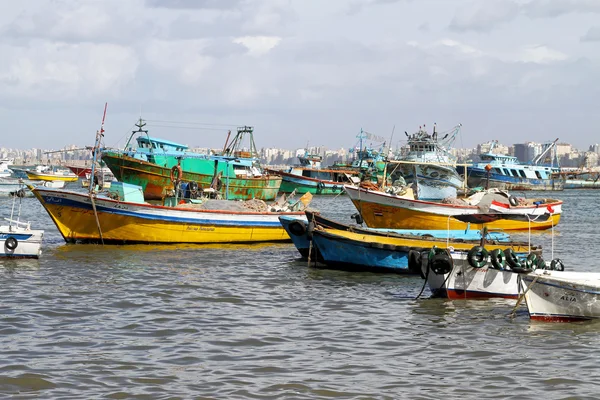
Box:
[387,124,465,200]
[421,246,559,299]
[30,181,312,244]
[0,158,14,178]
[101,120,281,201]
[307,227,539,274]
[344,184,562,231]
[267,151,360,195]
[456,139,563,191]
[280,211,514,261]
[66,165,92,178]
[520,270,600,321]
[25,165,79,182]
[1,182,44,258]
[557,170,600,189]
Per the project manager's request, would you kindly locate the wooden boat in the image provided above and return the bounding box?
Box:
[456,139,563,191]
[1,189,44,258]
[388,124,464,200]
[25,166,79,182]
[344,185,562,231]
[66,165,92,178]
[520,270,600,321]
[101,120,281,201]
[30,182,310,244]
[267,152,359,195]
[308,227,539,274]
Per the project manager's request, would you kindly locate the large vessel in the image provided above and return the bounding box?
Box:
[457,139,563,191]
[101,120,281,201]
[388,124,464,200]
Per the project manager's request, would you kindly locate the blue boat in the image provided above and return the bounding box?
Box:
[280,211,514,263]
[457,140,563,191]
[309,223,537,274]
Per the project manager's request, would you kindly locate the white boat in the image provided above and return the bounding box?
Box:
[1,185,44,258]
[387,124,464,200]
[419,247,553,299]
[520,271,600,322]
[0,158,14,178]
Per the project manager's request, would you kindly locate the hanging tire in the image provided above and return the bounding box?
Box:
[288,221,306,236]
[429,252,453,275]
[535,256,547,270]
[490,248,506,270]
[509,196,518,207]
[550,258,565,271]
[5,237,18,250]
[332,185,339,192]
[467,246,489,268]
[408,250,422,276]
[306,221,316,240]
[526,253,538,270]
[316,182,325,192]
[504,248,522,270]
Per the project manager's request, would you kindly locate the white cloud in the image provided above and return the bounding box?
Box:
[581,26,600,42]
[449,0,520,32]
[233,36,282,56]
[517,45,568,63]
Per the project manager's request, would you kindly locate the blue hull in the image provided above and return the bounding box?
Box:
[457,166,563,191]
[311,230,412,273]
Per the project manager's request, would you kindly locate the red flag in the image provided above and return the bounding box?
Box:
[546,204,554,213]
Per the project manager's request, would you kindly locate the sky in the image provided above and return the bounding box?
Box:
[0,0,599,152]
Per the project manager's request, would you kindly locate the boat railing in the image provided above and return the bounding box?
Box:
[3,218,31,230]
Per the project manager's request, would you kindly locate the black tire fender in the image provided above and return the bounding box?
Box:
[467,246,489,268]
[5,237,18,251]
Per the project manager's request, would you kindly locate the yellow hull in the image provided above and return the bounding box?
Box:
[26,171,79,182]
[351,199,561,231]
[40,202,291,244]
[323,228,536,253]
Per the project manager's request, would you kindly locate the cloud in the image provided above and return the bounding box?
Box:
[233,36,282,56]
[517,45,568,63]
[523,0,600,18]
[581,26,600,42]
[145,0,245,10]
[449,0,520,32]
[345,0,407,15]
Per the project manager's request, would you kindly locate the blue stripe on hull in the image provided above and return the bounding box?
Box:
[40,195,282,227]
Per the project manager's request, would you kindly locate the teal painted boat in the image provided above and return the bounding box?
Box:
[102,120,281,201]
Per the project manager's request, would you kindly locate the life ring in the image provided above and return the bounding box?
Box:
[490,248,506,270]
[508,196,518,207]
[550,258,565,271]
[467,246,489,268]
[288,221,306,236]
[5,237,18,251]
[170,165,182,183]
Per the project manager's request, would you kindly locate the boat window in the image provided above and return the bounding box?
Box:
[519,170,526,178]
[302,170,311,177]
[494,168,502,174]
[535,171,542,179]
[503,169,510,175]
[511,169,519,177]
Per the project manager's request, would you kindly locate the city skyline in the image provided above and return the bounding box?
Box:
[1,1,599,150]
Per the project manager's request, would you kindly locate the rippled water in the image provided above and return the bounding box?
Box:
[1,190,600,399]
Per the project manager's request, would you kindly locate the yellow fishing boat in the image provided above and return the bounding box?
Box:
[25,166,79,182]
[30,182,311,244]
[344,185,562,231]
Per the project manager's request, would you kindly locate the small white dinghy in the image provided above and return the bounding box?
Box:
[1,181,44,258]
[519,270,600,322]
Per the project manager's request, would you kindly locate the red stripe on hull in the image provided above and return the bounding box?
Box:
[446,289,518,300]
[530,315,591,322]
